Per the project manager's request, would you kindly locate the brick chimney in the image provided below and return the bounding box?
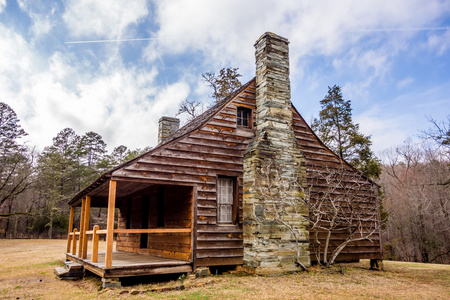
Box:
[243,32,310,274]
[158,116,180,143]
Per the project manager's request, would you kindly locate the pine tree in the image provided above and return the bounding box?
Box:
[312,85,381,179]
[36,128,84,237]
[79,131,107,167]
[0,102,32,207]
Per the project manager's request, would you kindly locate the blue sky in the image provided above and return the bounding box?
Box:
[1,0,449,156]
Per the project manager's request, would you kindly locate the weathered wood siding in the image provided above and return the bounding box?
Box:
[116,185,193,261]
[291,109,382,262]
[113,83,257,266]
[113,78,380,266]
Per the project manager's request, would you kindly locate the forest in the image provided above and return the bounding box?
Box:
[0,102,150,239]
[1,81,449,264]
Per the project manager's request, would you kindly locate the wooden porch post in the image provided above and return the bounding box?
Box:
[66,206,75,253]
[78,197,86,258]
[91,225,99,263]
[105,180,117,268]
[82,195,91,259]
[71,228,78,255]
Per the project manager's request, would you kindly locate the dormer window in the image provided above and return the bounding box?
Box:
[237,107,252,127]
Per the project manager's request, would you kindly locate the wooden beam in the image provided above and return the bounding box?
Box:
[92,225,99,263]
[105,180,117,268]
[78,198,86,258]
[113,228,191,234]
[82,195,91,259]
[192,185,198,268]
[71,228,78,255]
[66,206,75,253]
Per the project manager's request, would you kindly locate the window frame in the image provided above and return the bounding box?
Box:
[216,176,239,225]
[237,107,252,128]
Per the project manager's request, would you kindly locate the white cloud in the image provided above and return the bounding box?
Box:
[354,81,450,154]
[356,111,411,154]
[397,77,414,89]
[0,0,6,13]
[16,0,56,38]
[30,13,53,37]
[0,24,37,114]
[23,60,189,151]
[63,0,149,39]
[1,0,449,156]
[0,22,189,151]
[426,29,450,56]
[148,0,449,64]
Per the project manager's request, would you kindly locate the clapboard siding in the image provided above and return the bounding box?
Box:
[111,82,256,266]
[292,108,382,262]
[86,78,380,268]
[116,185,194,261]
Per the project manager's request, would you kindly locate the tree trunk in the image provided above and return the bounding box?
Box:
[48,205,53,239]
[323,229,332,264]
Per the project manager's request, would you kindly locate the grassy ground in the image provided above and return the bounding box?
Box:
[0,239,449,299]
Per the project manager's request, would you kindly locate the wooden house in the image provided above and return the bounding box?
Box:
[62,32,382,285]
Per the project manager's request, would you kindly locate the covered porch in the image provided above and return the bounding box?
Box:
[65,177,196,278]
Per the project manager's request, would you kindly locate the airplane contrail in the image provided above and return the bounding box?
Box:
[65,27,449,44]
[347,26,450,33]
[65,37,168,44]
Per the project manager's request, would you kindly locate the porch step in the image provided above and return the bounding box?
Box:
[65,261,83,271]
[54,261,84,280]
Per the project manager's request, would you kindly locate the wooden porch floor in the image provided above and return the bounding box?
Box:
[66,251,192,278]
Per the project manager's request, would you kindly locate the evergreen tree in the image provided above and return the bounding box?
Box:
[312,85,381,178]
[79,131,107,167]
[0,102,28,154]
[36,128,83,237]
[0,102,32,207]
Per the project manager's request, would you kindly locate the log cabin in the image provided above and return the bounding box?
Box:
[61,32,382,285]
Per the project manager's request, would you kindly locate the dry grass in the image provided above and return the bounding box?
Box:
[0,239,449,299]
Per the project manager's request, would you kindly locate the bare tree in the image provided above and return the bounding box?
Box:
[381,139,450,263]
[422,115,450,151]
[307,164,381,266]
[176,98,204,121]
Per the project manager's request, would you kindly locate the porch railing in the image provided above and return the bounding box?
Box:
[67,227,191,264]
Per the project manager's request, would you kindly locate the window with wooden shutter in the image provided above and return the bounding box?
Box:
[217,177,235,224]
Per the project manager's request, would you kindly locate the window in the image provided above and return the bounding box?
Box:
[217,177,236,224]
[237,107,251,127]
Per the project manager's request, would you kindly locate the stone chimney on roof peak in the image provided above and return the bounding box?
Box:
[158,116,180,144]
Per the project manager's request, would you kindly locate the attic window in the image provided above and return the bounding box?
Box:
[237,107,251,127]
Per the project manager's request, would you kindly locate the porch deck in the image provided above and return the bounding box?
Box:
[66,251,192,278]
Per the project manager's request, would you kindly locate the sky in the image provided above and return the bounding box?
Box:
[1,0,449,156]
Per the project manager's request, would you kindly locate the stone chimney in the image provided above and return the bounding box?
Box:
[158,116,180,143]
[243,32,310,274]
